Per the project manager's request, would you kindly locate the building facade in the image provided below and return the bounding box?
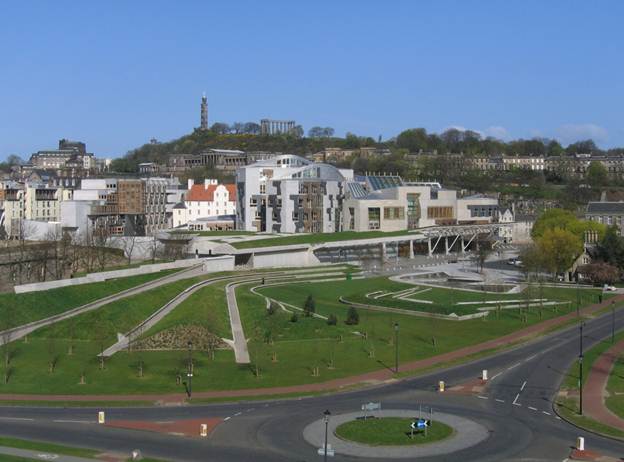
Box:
[172,179,236,228]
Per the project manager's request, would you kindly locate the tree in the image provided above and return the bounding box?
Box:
[345,306,359,325]
[396,128,429,153]
[303,295,315,317]
[536,228,583,278]
[474,239,494,273]
[210,122,231,134]
[243,122,261,135]
[308,126,324,138]
[586,161,609,188]
[596,226,624,269]
[326,314,337,326]
[6,154,24,166]
[532,209,606,242]
[322,127,335,138]
[231,122,245,134]
[291,125,304,138]
[577,263,620,285]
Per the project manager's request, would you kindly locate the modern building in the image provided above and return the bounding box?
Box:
[236,155,353,233]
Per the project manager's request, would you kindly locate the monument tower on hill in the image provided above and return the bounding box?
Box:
[200,93,208,130]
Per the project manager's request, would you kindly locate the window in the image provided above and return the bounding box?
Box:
[368,207,381,230]
[349,207,355,230]
[427,207,453,219]
[384,207,405,220]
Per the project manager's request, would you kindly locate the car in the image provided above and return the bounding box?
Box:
[604,285,617,291]
[507,258,518,265]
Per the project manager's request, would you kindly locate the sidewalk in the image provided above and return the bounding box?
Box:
[0,294,621,403]
[583,337,624,431]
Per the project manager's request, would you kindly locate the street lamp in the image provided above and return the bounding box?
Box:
[323,409,331,462]
[394,322,399,373]
[187,340,193,398]
[579,322,584,415]
[612,301,616,345]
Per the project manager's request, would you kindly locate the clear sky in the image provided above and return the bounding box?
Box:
[1,0,623,160]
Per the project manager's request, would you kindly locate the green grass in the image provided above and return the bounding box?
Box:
[556,397,624,439]
[141,281,231,339]
[0,455,39,462]
[0,436,98,458]
[0,270,178,330]
[230,230,417,249]
[335,417,453,446]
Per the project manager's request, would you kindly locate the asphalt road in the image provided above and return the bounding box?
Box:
[2,306,624,461]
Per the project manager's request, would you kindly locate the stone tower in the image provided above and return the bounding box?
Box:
[200,93,208,130]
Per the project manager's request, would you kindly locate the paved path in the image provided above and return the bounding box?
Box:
[583,337,624,431]
[0,264,206,347]
[303,409,488,458]
[225,281,252,364]
[1,293,622,403]
[0,445,97,462]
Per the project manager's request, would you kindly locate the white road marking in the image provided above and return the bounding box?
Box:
[0,417,34,421]
[520,381,527,391]
[512,394,521,406]
[528,406,538,411]
[477,395,488,400]
[234,412,242,416]
[556,416,562,420]
[525,354,537,362]
[490,372,503,381]
[542,411,551,415]
[223,417,231,421]
[53,419,93,424]
[495,399,505,403]
[507,362,521,371]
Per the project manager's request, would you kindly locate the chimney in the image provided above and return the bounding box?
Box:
[187,179,194,190]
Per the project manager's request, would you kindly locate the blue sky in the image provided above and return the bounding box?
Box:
[1,0,623,160]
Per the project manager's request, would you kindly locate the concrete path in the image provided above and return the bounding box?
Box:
[583,338,624,431]
[0,264,206,347]
[302,409,489,458]
[0,445,98,461]
[225,281,251,364]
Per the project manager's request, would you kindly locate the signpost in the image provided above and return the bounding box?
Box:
[410,419,431,437]
[361,402,381,419]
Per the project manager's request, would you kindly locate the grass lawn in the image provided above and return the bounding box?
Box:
[230,230,417,249]
[0,436,98,458]
[335,417,453,446]
[0,270,178,330]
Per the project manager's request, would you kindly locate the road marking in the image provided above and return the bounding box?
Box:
[528,406,538,411]
[247,408,255,412]
[495,399,505,403]
[556,416,562,420]
[223,417,231,421]
[234,412,242,416]
[520,381,527,391]
[490,372,503,381]
[53,419,93,424]
[542,411,551,415]
[525,354,537,362]
[0,417,34,421]
[507,362,521,371]
[477,395,488,400]
[512,394,521,406]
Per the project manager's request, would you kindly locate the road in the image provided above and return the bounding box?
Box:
[2,305,624,461]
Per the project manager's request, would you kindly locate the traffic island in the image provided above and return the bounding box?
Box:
[303,409,489,458]
[335,417,453,446]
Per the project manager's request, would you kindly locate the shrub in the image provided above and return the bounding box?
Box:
[326,314,337,326]
[345,306,359,325]
[267,301,279,315]
[290,312,299,323]
[303,295,316,317]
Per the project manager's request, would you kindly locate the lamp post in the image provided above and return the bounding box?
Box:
[394,322,399,373]
[323,409,331,462]
[576,276,580,317]
[579,323,584,415]
[612,301,616,345]
[187,340,193,398]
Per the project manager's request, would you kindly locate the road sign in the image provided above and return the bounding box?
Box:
[361,402,381,412]
[317,444,335,457]
[411,419,430,429]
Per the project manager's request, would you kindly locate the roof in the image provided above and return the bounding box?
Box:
[346,182,368,199]
[365,175,403,191]
[172,202,186,209]
[186,183,236,202]
[586,202,624,215]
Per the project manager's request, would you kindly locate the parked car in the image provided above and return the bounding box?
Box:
[604,284,617,291]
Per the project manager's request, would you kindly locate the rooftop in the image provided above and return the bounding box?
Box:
[586,202,624,214]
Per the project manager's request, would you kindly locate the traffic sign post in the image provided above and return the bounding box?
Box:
[317,444,334,457]
[361,402,381,419]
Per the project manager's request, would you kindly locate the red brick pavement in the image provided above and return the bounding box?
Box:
[105,418,222,438]
[1,294,621,403]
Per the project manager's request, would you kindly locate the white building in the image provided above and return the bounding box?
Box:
[236,155,353,233]
[172,179,236,228]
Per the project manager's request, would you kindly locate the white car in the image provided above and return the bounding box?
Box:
[604,285,617,292]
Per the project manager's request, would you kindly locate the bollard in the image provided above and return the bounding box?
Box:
[131,449,142,461]
[576,436,585,451]
[482,369,488,381]
[439,380,445,392]
[98,411,105,424]
[200,424,208,437]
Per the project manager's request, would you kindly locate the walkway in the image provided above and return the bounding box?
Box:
[0,264,205,347]
[225,281,251,364]
[0,445,98,462]
[583,337,624,431]
[1,293,621,403]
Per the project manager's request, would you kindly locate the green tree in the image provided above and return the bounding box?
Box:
[303,295,316,317]
[345,306,359,325]
[596,226,624,269]
[536,228,583,278]
[586,161,609,188]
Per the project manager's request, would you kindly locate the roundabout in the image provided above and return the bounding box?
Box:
[302,409,489,458]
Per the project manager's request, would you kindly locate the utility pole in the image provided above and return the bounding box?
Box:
[323,410,331,462]
[613,301,616,345]
[579,323,584,415]
[187,340,193,398]
[394,322,399,373]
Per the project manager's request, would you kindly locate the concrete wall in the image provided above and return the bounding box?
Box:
[250,248,320,269]
[14,255,234,294]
